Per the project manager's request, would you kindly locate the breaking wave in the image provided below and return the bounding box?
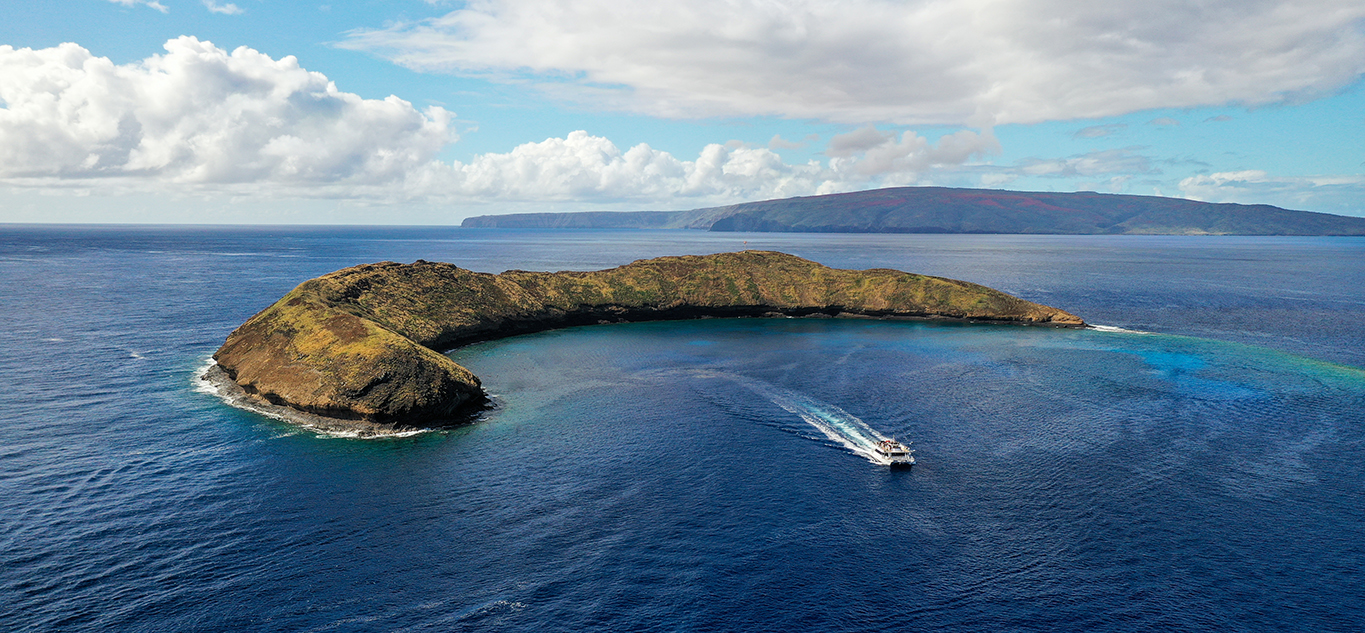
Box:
[193,357,432,439]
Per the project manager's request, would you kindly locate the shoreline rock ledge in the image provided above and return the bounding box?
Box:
[213,251,1085,427]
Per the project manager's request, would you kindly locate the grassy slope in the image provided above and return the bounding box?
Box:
[214,251,1083,425]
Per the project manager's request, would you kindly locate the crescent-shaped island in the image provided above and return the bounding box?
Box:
[210,251,1085,432]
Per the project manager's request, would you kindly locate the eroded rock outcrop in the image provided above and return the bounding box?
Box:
[213,251,1084,427]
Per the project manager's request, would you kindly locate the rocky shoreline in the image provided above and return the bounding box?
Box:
[211,251,1085,430]
[198,361,446,438]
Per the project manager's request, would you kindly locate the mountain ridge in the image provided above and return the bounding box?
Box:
[461,186,1365,235]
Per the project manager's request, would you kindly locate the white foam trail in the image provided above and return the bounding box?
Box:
[717,373,908,466]
[1089,324,1152,334]
[193,357,434,440]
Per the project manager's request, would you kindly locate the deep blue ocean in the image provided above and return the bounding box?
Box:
[2,226,1363,632]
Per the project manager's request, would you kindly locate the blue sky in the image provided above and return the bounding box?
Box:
[1,0,1362,223]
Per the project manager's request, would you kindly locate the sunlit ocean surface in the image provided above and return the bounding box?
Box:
[2,226,1363,631]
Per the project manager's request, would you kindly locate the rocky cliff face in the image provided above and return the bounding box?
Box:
[213,251,1085,427]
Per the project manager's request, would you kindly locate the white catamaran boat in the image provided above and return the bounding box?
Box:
[873,439,915,468]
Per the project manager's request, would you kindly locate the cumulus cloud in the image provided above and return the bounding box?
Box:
[0,38,454,187]
[16,38,1334,214]
[1179,171,1365,215]
[421,127,1001,203]
[952,148,1163,193]
[825,126,1000,177]
[343,0,1365,125]
[0,40,1009,206]
[107,0,168,12]
[202,1,244,15]
[826,127,895,157]
[1074,124,1127,139]
[428,131,822,202]
[1018,149,1156,178]
[767,134,806,151]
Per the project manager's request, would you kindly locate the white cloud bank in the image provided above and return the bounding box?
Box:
[0,39,1005,206]
[0,38,453,188]
[203,1,244,15]
[344,0,1365,125]
[435,127,996,202]
[4,38,1357,217]
[107,0,167,13]
[1180,171,1365,215]
[441,131,815,202]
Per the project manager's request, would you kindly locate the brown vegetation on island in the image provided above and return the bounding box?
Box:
[213,251,1084,427]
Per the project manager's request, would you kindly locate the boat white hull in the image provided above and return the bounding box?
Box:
[874,439,915,468]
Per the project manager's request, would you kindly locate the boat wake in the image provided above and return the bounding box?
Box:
[699,372,912,467]
[1089,324,1152,334]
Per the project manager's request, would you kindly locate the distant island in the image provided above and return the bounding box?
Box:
[461,186,1365,235]
[210,251,1084,432]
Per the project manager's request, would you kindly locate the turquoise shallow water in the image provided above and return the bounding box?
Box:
[1,226,1363,631]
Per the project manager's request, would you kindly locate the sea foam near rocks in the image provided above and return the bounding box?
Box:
[193,357,432,439]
